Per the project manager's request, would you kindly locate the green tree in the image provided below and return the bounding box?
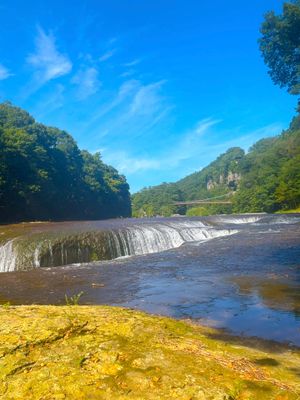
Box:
[259,1,300,96]
[276,155,300,209]
[233,118,300,213]
[186,207,210,217]
[0,103,131,222]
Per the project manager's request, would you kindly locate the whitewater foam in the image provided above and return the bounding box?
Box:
[0,220,236,272]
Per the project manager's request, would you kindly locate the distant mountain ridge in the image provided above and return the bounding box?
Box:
[132,115,300,217]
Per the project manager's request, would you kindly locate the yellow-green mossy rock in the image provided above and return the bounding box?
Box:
[0,305,299,399]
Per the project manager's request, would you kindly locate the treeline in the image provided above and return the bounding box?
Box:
[132,116,300,217]
[0,102,131,222]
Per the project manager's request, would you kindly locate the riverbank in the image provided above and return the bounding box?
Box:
[276,207,300,214]
[0,305,299,399]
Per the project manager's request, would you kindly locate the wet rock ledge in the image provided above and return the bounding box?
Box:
[0,305,299,399]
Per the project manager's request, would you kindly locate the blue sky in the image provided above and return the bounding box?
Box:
[0,0,297,192]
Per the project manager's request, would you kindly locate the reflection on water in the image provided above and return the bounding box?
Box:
[232,277,300,317]
[0,214,299,345]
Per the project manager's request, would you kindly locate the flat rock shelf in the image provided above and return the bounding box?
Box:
[0,305,299,400]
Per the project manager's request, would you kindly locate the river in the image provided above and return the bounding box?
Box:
[0,214,299,345]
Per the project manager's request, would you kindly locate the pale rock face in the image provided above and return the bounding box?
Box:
[227,172,241,190]
[206,179,216,190]
[206,172,241,191]
[227,171,241,184]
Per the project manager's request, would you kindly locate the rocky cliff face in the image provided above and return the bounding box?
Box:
[206,179,217,190]
[206,171,242,191]
[227,171,241,190]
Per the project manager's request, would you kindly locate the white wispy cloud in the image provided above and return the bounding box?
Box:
[87,79,171,144]
[108,37,117,45]
[124,59,141,67]
[102,151,162,174]
[130,80,167,117]
[72,67,100,99]
[245,123,284,142]
[99,49,116,62]
[101,119,283,185]
[32,84,65,118]
[0,64,12,80]
[118,79,140,99]
[201,122,284,156]
[120,69,136,78]
[27,27,72,87]
[172,118,221,162]
[86,79,140,127]
[102,118,219,175]
[171,120,284,166]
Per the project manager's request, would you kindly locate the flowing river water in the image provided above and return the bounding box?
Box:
[0,214,299,345]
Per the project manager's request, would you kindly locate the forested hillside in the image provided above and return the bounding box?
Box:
[132,147,245,217]
[0,102,131,222]
[234,114,300,213]
[132,116,300,217]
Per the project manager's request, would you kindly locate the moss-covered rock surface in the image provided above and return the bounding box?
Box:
[0,306,299,399]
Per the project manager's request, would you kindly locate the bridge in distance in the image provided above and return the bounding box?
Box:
[173,200,232,206]
[173,193,233,206]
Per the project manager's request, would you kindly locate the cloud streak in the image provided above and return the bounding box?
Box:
[102,118,220,175]
[27,27,72,90]
[129,80,167,117]
[72,67,100,99]
[102,151,161,174]
[99,49,116,62]
[85,78,172,146]
[120,69,136,78]
[101,120,283,191]
[124,59,141,67]
[85,79,140,128]
[32,84,65,119]
[0,64,12,80]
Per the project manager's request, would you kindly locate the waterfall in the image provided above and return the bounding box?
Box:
[0,219,238,272]
[0,240,17,272]
[97,221,238,258]
[213,215,263,224]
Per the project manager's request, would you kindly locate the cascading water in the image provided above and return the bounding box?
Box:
[107,222,237,257]
[0,219,238,272]
[0,240,17,272]
[2,214,294,273]
[212,215,264,224]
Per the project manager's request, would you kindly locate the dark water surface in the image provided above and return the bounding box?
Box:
[0,214,299,346]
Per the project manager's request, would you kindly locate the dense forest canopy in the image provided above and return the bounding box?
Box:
[0,102,131,222]
[233,117,300,213]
